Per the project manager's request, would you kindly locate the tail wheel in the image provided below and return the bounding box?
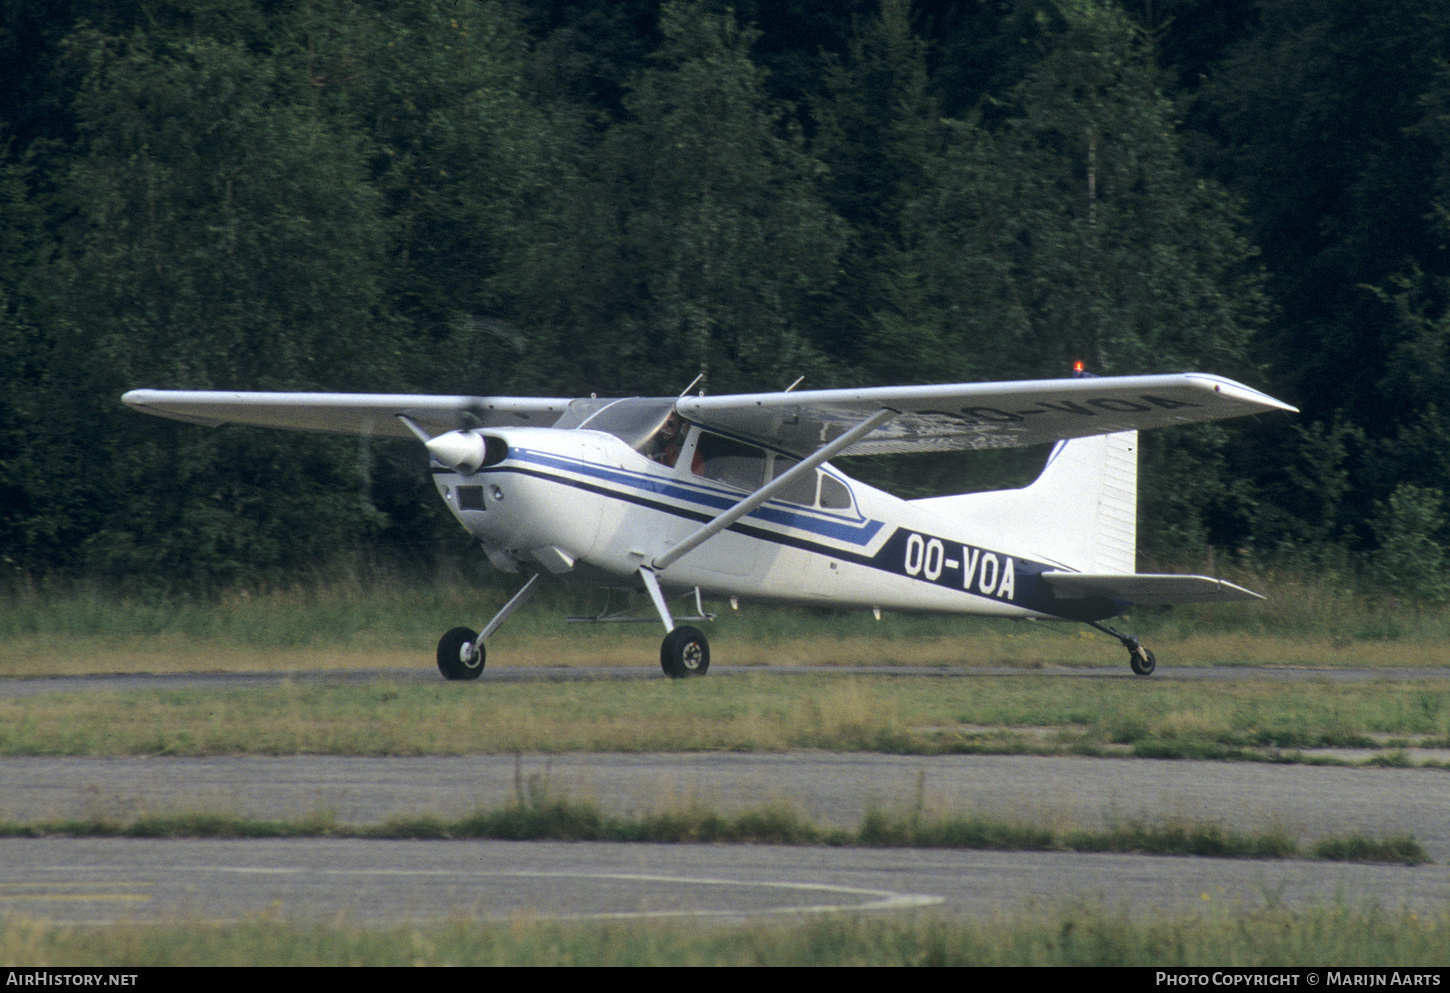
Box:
[661,626,709,679]
[437,626,485,681]
[1129,647,1156,676]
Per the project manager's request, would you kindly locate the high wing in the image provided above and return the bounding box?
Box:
[122,373,1294,453]
[676,373,1296,457]
[120,390,571,439]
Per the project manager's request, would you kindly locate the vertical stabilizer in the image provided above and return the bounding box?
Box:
[911,431,1138,573]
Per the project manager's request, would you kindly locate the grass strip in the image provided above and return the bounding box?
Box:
[0,799,1429,865]
[2,676,1447,763]
[6,906,1450,967]
[9,566,1450,669]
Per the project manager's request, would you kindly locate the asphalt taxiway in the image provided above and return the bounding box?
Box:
[2,666,1447,923]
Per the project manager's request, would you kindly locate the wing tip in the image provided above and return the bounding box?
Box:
[1184,374,1298,414]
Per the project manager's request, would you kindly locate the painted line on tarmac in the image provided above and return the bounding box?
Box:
[521,871,944,918]
[314,867,944,918]
[31,863,942,920]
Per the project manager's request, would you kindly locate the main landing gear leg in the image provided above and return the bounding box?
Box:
[437,573,544,681]
[639,567,709,679]
[1085,619,1157,676]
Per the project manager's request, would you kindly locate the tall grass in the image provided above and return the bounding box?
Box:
[5,904,1447,966]
[0,675,1444,758]
[1136,551,1450,644]
[3,557,1450,675]
[0,799,1427,864]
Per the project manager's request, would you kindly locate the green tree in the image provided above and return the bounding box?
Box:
[0,143,61,572]
[809,0,944,381]
[51,26,398,585]
[1371,484,1448,603]
[305,1,570,392]
[904,0,1268,553]
[515,1,847,396]
[1268,419,1362,547]
[62,28,393,391]
[1194,0,1450,558]
[917,0,1263,378]
[1199,0,1450,432]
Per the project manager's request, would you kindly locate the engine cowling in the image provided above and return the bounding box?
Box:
[425,431,507,474]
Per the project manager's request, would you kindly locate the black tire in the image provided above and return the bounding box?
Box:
[660,625,709,679]
[1130,647,1156,676]
[437,626,484,680]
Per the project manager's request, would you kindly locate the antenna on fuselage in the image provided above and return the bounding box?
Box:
[678,372,705,397]
[783,375,805,392]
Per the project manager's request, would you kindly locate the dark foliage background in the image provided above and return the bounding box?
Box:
[1,0,1445,589]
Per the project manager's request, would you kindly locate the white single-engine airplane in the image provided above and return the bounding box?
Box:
[123,370,1295,678]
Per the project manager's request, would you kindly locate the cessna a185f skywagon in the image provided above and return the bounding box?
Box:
[123,371,1295,679]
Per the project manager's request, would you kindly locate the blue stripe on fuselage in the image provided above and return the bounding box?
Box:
[459,449,1118,621]
[508,448,884,547]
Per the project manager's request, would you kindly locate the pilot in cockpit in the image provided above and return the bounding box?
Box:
[649,412,687,468]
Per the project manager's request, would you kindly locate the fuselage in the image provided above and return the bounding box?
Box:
[430,421,1116,623]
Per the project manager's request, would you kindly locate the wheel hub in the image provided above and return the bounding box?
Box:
[682,642,703,670]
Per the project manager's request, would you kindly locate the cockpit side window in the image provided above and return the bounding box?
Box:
[690,437,852,510]
[693,432,766,491]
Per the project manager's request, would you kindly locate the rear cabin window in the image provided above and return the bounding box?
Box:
[769,457,818,507]
[819,474,852,509]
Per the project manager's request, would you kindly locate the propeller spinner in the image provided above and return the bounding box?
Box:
[425,430,505,473]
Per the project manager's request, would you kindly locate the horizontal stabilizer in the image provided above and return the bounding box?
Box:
[1041,572,1264,605]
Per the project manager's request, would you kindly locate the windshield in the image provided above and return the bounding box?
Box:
[558,397,679,453]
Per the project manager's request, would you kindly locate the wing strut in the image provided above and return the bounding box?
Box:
[651,407,896,572]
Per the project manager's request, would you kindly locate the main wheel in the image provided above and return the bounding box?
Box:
[437,626,485,681]
[1129,647,1156,676]
[660,626,709,679]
